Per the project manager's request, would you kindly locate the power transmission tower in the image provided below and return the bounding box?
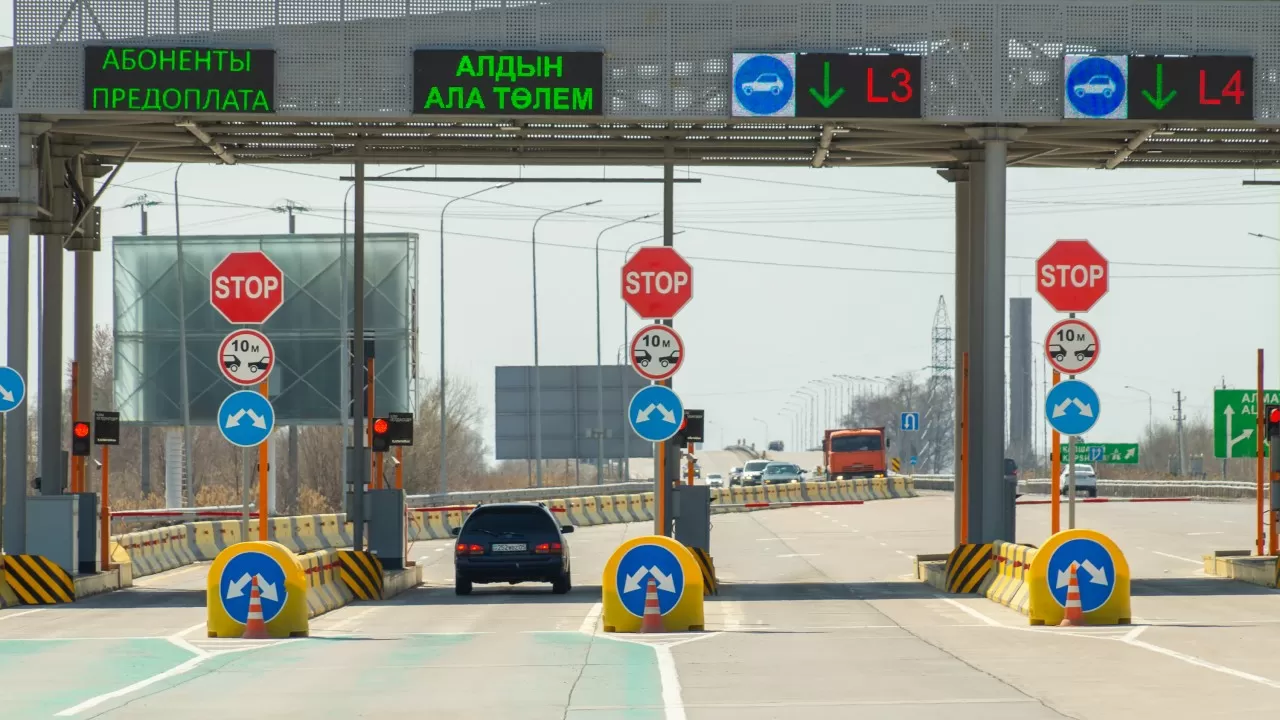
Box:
[272,199,310,234]
[923,295,954,473]
[123,194,162,236]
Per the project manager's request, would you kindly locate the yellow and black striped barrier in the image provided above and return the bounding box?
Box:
[945,543,993,593]
[338,550,384,600]
[890,458,901,473]
[689,546,718,595]
[2,554,74,604]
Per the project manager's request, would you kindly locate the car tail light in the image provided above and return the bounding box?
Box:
[535,542,562,555]
[456,543,484,555]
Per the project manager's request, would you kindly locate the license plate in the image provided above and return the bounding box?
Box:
[492,543,526,552]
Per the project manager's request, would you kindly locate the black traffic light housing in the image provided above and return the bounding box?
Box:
[1266,405,1280,439]
[71,421,91,456]
[674,409,705,444]
[371,416,391,453]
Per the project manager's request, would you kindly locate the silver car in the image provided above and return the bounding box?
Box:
[762,462,803,485]
[740,460,771,486]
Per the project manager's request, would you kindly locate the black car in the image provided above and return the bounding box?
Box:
[452,503,574,595]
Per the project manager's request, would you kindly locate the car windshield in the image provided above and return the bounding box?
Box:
[744,461,770,471]
[464,507,556,535]
[765,464,789,473]
[831,435,882,452]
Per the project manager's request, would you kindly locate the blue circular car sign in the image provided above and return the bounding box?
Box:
[732,53,796,117]
[1064,56,1127,119]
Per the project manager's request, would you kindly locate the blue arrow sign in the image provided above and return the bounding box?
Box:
[219,551,288,624]
[909,456,918,466]
[731,53,796,118]
[900,412,919,432]
[628,385,684,443]
[1045,379,1100,436]
[1088,445,1104,462]
[615,543,685,617]
[1064,55,1128,119]
[0,367,26,414]
[1046,537,1115,613]
[218,390,275,447]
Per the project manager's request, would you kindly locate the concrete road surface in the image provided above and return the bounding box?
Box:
[2,494,1278,718]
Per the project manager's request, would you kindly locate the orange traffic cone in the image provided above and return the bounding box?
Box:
[1059,562,1085,627]
[639,578,665,633]
[242,575,271,639]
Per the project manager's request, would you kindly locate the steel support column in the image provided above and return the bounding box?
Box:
[965,159,987,541]
[40,160,69,495]
[940,167,969,546]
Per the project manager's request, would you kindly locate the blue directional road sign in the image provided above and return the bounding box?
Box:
[1046,537,1116,612]
[900,412,920,431]
[219,551,288,624]
[1064,55,1128,119]
[1045,379,1100,436]
[615,542,685,617]
[910,456,918,466]
[1088,445,1104,462]
[218,389,276,447]
[0,367,26,414]
[731,53,796,118]
[628,385,685,443]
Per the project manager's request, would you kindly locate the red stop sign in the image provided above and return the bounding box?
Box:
[621,247,693,319]
[209,251,285,324]
[1036,240,1108,313]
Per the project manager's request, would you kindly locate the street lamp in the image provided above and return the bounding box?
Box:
[752,417,769,449]
[1124,385,1153,439]
[439,182,511,493]
[532,199,602,488]
[595,213,657,485]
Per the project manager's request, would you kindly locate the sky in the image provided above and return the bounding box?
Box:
[3,160,1280,464]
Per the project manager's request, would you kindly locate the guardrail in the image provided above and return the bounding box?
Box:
[910,474,1258,501]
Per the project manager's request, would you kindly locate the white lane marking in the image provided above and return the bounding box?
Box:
[1187,531,1224,536]
[1151,551,1201,564]
[1123,636,1280,689]
[719,600,746,631]
[777,553,819,558]
[320,606,378,633]
[895,550,906,555]
[579,602,603,635]
[656,643,687,720]
[0,609,44,622]
[1121,625,1147,643]
[941,598,1003,628]
[757,537,796,541]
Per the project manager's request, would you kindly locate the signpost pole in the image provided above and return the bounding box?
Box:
[1257,349,1265,556]
[258,379,270,541]
[1051,370,1061,534]
[100,445,110,569]
[661,162,675,537]
[1067,434,1077,530]
[352,161,367,553]
[241,448,251,543]
[395,446,403,490]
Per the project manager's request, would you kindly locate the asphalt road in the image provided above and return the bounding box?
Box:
[3,495,1279,718]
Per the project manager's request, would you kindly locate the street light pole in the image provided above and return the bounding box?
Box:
[596,213,657,485]
[439,183,510,493]
[532,199,602,487]
[752,417,769,449]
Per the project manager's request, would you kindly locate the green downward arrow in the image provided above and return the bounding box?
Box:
[807,61,846,109]
[1141,62,1177,110]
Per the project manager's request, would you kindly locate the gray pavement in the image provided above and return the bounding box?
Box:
[2,495,1279,718]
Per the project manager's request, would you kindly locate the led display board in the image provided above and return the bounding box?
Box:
[413,50,603,116]
[84,46,275,113]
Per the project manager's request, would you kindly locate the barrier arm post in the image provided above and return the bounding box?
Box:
[687,441,694,486]
[258,378,270,541]
[1051,370,1062,535]
[960,352,969,544]
[1257,349,1265,556]
[100,444,110,569]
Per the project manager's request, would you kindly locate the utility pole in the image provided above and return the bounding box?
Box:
[1222,377,1229,479]
[124,194,162,496]
[1173,390,1187,476]
[273,199,310,234]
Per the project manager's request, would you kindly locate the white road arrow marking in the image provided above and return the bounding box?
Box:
[0,385,13,404]
[1225,406,1254,459]
[623,567,649,593]
[1081,559,1109,586]
[226,572,252,599]
[656,403,676,424]
[635,404,656,423]
[1072,398,1094,417]
[224,409,246,428]
[649,567,676,593]
[246,409,268,429]
[1052,399,1073,418]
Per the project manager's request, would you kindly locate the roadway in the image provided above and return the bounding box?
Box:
[2,493,1278,718]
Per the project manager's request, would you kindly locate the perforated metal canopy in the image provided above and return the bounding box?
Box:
[9,0,1280,174]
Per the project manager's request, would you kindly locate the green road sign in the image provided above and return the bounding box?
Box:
[1213,389,1278,458]
[1058,443,1139,464]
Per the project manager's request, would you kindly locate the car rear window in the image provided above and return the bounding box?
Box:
[465,507,556,534]
[744,461,770,471]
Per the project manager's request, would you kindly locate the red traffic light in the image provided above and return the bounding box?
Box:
[73,422,90,438]
[1270,408,1280,424]
[373,418,389,434]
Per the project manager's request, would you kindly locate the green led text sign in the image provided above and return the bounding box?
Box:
[84,46,276,113]
[413,50,603,116]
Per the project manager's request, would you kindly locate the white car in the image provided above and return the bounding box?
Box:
[707,473,724,488]
[741,73,784,96]
[1073,75,1116,99]
[1059,464,1098,498]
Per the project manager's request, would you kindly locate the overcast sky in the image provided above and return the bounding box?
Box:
[3,159,1280,463]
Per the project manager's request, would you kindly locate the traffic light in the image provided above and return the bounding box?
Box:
[1266,405,1280,439]
[674,409,705,444]
[71,421,91,456]
[371,417,391,453]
